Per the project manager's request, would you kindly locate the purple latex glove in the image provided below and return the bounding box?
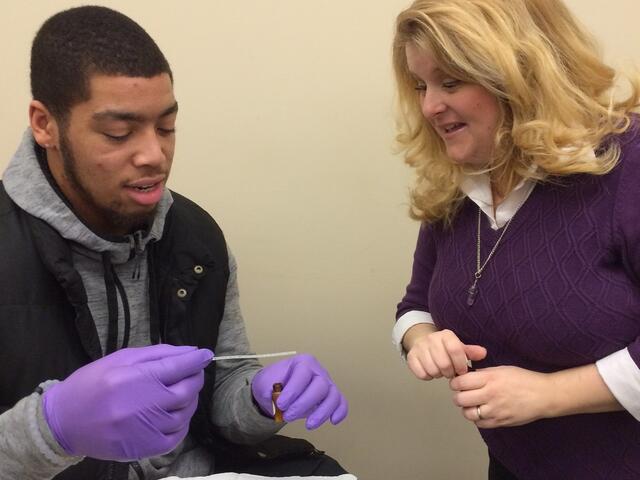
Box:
[42,344,213,461]
[251,353,348,430]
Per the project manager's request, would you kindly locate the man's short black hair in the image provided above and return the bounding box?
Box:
[31,5,173,121]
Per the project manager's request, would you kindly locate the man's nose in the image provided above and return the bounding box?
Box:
[133,129,167,167]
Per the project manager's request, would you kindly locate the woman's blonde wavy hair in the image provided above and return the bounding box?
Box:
[393,0,640,224]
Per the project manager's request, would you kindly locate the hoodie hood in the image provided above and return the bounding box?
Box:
[3,128,173,263]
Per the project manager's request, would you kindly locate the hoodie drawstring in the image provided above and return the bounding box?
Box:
[102,252,119,355]
[130,231,144,280]
[113,274,131,349]
[147,240,161,345]
[102,251,133,354]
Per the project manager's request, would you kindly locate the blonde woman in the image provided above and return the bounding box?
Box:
[391,0,640,478]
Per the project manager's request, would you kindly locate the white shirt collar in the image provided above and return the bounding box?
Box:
[459,149,597,229]
[459,173,536,230]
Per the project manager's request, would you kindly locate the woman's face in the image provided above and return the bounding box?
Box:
[405,43,501,167]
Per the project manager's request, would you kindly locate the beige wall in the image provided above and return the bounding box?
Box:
[1,2,638,479]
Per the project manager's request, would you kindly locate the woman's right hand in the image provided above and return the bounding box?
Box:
[402,324,487,380]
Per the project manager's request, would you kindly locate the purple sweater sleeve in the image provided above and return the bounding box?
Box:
[614,139,640,368]
[396,223,437,319]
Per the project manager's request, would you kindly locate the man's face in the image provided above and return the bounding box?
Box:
[50,73,177,236]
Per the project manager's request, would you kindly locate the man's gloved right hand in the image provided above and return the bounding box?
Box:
[42,344,213,461]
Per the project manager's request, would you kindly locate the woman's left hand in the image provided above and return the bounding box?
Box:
[449,366,552,428]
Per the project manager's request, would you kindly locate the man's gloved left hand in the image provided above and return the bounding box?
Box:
[251,353,348,430]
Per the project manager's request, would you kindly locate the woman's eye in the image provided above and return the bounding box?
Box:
[443,80,461,89]
[414,83,426,92]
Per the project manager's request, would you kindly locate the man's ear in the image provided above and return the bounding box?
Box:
[29,100,60,150]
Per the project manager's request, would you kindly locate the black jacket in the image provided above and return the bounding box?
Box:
[0,182,230,479]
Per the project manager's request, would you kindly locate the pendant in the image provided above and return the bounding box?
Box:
[467,278,478,306]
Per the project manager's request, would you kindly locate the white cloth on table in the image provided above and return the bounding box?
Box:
[161,474,357,480]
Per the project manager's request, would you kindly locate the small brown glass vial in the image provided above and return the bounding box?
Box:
[271,383,284,423]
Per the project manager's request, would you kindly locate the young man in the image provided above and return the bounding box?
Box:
[0,6,348,479]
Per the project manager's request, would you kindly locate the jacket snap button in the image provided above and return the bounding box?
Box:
[177,288,188,298]
[194,265,204,274]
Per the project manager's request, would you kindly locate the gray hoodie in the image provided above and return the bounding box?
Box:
[0,130,282,480]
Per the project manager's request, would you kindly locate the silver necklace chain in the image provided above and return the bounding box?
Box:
[467,206,515,306]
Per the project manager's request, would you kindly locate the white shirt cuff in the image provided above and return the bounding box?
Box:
[392,310,434,354]
[596,347,640,421]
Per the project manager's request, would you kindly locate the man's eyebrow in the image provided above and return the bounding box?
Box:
[161,102,179,117]
[92,101,179,122]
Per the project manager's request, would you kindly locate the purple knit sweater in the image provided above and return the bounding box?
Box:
[397,126,640,479]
